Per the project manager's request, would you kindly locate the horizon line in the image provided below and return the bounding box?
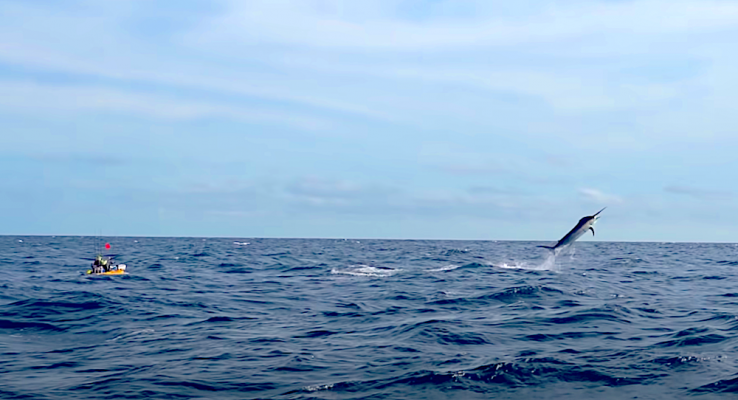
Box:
[0,234,735,244]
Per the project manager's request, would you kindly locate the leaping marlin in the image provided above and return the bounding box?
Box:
[538,208,605,252]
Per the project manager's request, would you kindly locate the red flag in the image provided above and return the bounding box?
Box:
[105,243,111,250]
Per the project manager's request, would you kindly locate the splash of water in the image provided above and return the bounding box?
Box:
[496,253,559,271]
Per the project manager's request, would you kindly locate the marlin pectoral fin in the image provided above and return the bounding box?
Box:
[589,227,595,236]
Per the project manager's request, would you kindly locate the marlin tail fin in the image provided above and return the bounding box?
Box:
[537,245,556,251]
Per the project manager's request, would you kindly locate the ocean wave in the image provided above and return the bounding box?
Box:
[391,318,490,345]
[656,330,729,348]
[4,237,738,399]
[284,265,324,272]
[692,375,738,393]
[0,319,66,332]
[651,354,727,370]
[186,316,257,326]
[283,358,657,398]
[428,285,564,307]
[441,249,469,257]
[524,330,617,342]
[107,329,156,342]
[543,305,633,325]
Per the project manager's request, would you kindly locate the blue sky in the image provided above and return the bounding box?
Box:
[2,0,738,241]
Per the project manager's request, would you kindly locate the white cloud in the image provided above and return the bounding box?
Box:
[0,0,731,122]
[0,0,736,147]
[282,177,399,208]
[578,188,623,204]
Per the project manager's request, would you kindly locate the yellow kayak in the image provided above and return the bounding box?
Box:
[86,264,127,275]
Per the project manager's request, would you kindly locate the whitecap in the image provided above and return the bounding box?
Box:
[427,264,461,272]
[452,370,466,379]
[331,264,399,277]
[303,383,334,392]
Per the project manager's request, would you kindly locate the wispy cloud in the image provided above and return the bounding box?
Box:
[0,0,731,130]
[0,80,332,130]
[543,155,573,168]
[467,186,529,196]
[441,163,507,176]
[578,188,624,204]
[283,177,397,207]
[157,175,556,221]
[30,153,127,166]
[664,185,732,200]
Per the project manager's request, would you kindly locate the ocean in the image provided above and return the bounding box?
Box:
[2,236,738,399]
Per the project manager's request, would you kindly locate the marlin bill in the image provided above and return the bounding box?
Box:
[538,208,605,252]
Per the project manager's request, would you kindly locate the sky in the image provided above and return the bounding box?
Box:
[2,0,738,241]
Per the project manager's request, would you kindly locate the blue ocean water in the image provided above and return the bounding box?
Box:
[2,237,738,399]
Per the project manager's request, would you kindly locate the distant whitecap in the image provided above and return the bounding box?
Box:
[331,264,399,277]
[426,264,461,272]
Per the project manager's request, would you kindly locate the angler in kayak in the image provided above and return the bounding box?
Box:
[88,255,127,275]
[91,254,111,274]
[87,242,127,275]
